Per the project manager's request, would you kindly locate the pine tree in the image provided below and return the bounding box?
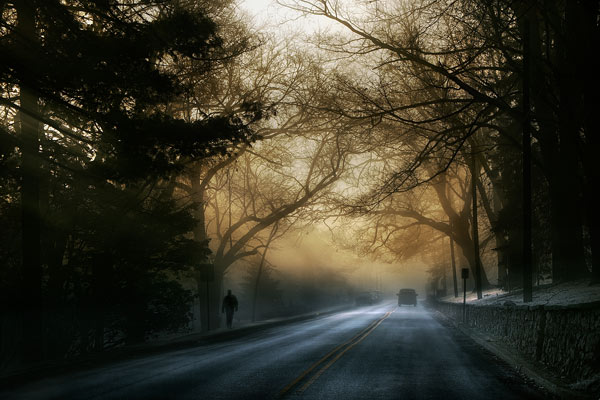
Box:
[0,0,257,362]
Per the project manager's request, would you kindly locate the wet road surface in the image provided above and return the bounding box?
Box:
[0,302,547,399]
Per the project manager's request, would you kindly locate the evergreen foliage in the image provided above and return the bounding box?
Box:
[0,0,259,364]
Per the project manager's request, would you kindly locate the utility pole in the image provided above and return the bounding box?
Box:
[17,0,44,363]
[199,263,214,331]
[471,151,483,300]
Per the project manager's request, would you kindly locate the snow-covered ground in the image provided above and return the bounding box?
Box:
[439,279,600,307]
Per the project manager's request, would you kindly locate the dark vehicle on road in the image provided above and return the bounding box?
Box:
[355,291,377,305]
[397,288,417,306]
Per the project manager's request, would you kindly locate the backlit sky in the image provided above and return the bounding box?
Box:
[239,0,273,14]
[239,0,340,34]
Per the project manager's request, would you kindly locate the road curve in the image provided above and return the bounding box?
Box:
[0,301,546,400]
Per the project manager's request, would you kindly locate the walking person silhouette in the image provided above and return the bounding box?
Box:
[222,289,239,329]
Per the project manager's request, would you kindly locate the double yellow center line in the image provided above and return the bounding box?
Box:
[279,308,395,397]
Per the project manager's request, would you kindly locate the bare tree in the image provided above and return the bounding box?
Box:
[172,39,359,328]
[282,0,598,285]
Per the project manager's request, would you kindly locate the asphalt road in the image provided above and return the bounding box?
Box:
[0,302,547,400]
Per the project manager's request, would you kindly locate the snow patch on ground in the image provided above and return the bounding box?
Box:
[439,279,600,306]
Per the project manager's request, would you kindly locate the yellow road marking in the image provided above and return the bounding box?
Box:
[277,316,382,396]
[296,311,393,393]
[279,308,396,397]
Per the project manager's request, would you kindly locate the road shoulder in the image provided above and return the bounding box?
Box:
[429,307,595,400]
[0,303,353,390]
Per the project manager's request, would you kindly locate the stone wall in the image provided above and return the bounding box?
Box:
[431,300,600,383]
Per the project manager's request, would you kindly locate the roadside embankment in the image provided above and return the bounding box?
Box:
[429,283,600,399]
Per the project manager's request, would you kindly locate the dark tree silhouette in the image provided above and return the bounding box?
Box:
[0,0,256,364]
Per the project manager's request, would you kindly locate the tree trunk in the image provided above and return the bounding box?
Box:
[582,2,600,284]
[471,152,483,299]
[44,231,68,358]
[190,167,214,332]
[582,111,599,278]
[210,267,224,330]
[548,0,587,282]
[526,0,589,283]
[451,215,491,290]
[434,175,490,290]
[91,254,111,352]
[194,268,223,332]
[522,7,533,302]
[252,225,278,322]
[196,278,207,332]
[252,254,267,323]
[195,262,224,332]
[494,233,508,290]
[551,99,587,281]
[547,119,586,280]
[16,0,43,363]
[526,3,561,286]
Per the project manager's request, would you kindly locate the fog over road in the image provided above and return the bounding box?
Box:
[1,302,546,400]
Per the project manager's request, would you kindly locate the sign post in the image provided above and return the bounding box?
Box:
[461,268,469,324]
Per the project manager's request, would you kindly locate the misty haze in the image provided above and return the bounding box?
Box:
[1,0,599,399]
